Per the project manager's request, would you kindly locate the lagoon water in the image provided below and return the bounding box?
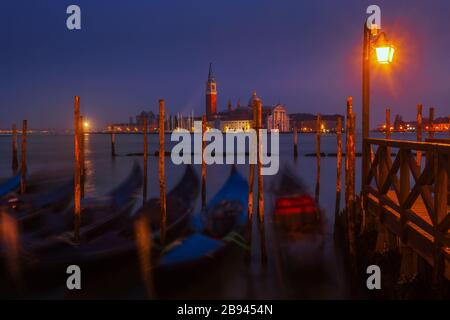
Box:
[0,132,447,298]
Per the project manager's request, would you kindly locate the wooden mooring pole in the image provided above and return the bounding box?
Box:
[201,115,207,209]
[134,213,155,299]
[293,126,298,158]
[315,114,321,204]
[429,107,434,139]
[334,117,342,218]
[159,99,167,245]
[345,97,356,264]
[385,108,391,139]
[256,98,266,264]
[416,104,422,166]
[12,124,18,174]
[111,125,116,158]
[80,116,85,199]
[74,96,81,242]
[20,120,27,194]
[143,117,148,201]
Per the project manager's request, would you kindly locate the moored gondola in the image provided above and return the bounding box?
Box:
[153,166,249,293]
[271,167,323,232]
[2,165,197,293]
[0,173,20,199]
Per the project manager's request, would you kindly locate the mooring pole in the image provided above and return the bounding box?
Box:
[385,108,391,139]
[159,99,167,245]
[143,117,148,202]
[201,115,207,209]
[111,125,116,158]
[346,98,357,266]
[293,126,298,158]
[12,124,18,174]
[429,107,434,139]
[134,213,155,299]
[315,114,321,204]
[80,116,85,199]
[255,99,266,264]
[20,120,27,194]
[334,117,342,218]
[73,96,81,242]
[416,104,423,166]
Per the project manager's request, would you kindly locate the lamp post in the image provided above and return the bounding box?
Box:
[361,23,395,192]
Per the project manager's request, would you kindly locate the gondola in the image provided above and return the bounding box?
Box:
[3,176,74,232]
[271,166,322,232]
[270,167,328,294]
[154,165,249,290]
[0,173,20,198]
[3,165,196,293]
[23,162,143,247]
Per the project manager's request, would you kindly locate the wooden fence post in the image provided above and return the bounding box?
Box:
[12,124,18,174]
[315,114,321,204]
[20,120,27,194]
[432,153,448,285]
[73,96,81,242]
[159,99,167,245]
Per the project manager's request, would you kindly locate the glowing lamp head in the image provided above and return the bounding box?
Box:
[375,46,395,64]
[374,32,394,64]
[83,121,90,129]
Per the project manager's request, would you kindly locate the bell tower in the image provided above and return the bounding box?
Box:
[205,63,217,116]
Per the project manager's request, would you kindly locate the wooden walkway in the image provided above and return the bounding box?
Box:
[364,138,450,281]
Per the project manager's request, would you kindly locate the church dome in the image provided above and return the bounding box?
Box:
[248,91,261,107]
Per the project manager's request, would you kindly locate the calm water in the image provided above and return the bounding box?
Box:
[0,131,447,299]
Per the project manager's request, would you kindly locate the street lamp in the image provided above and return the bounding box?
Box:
[361,23,395,192]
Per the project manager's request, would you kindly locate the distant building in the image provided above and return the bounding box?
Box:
[211,91,290,132]
[376,116,450,133]
[267,104,290,132]
[205,63,217,118]
[289,113,344,133]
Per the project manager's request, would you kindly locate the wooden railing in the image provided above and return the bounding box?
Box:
[363,138,450,280]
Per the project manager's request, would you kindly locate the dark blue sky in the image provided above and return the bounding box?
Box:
[1,0,449,129]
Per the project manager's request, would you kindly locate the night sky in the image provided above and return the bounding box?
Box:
[1,0,449,130]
